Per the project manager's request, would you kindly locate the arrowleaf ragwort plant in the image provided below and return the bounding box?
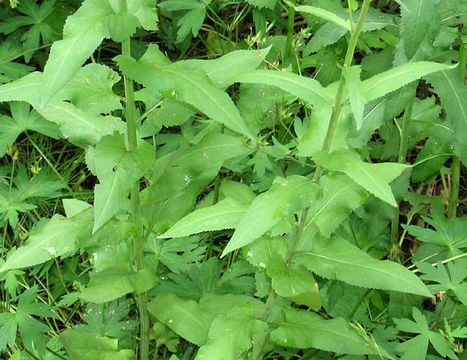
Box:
[0,0,466,359]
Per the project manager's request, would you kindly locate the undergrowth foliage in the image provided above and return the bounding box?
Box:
[0,0,466,359]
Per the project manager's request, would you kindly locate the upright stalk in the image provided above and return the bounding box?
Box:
[253,3,371,358]
[284,0,296,64]
[120,2,150,357]
[314,0,371,180]
[390,96,414,256]
[448,43,465,218]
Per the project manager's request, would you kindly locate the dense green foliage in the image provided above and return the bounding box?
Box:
[0,0,466,359]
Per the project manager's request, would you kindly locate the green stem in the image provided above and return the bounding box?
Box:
[314,0,371,181]
[253,3,371,358]
[398,97,414,163]
[391,96,414,255]
[448,43,465,218]
[120,3,150,357]
[284,0,295,64]
[448,156,460,218]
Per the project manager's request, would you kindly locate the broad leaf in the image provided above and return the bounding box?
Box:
[426,69,467,164]
[222,176,319,256]
[185,47,271,88]
[92,134,154,233]
[362,62,454,103]
[41,0,157,103]
[295,5,350,31]
[116,48,254,139]
[160,198,248,238]
[268,255,321,310]
[302,174,368,238]
[313,149,408,207]
[147,293,264,346]
[141,133,249,231]
[296,236,431,297]
[80,264,157,303]
[37,102,125,148]
[0,71,42,106]
[270,309,378,354]
[343,65,365,129]
[246,0,277,9]
[0,209,93,273]
[396,0,440,62]
[56,63,122,114]
[234,70,333,108]
[61,330,133,360]
[196,315,268,360]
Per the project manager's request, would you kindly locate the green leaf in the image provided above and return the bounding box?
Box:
[160,198,248,238]
[116,49,254,139]
[246,0,277,9]
[41,28,107,104]
[0,102,60,157]
[417,261,467,305]
[267,255,321,310]
[0,71,43,106]
[222,176,319,256]
[196,316,268,360]
[343,65,365,129]
[270,309,378,354]
[233,70,333,108]
[313,149,409,207]
[426,69,467,164]
[141,133,249,231]
[0,286,55,353]
[92,134,154,233]
[147,293,264,346]
[295,5,351,31]
[61,330,133,360]
[0,313,17,352]
[184,47,270,88]
[0,0,58,63]
[0,209,93,273]
[362,62,455,103]
[396,0,440,62]
[302,174,368,238]
[80,264,157,303]
[41,0,158,103]
[146,236,206,274]
[37,102,125,147]
[56,63,122,114]
[404,214,467,261]
[0,166,65,228]
[297,236,431,297]
[0,41,33,84]
[394,308,457,360]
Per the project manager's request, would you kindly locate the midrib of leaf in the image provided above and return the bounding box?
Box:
[165,68,253,139]
[404,1,424,53]
[173,208,245,228]
[362,62,454,101]
[349,161,393,205]
[439,71,467,122]
[279,320,364,344]
[303,251,420,290]
[43,104,105,135]
[304,188,346,232]
[236,70,333,106]
[173,142,246,164]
